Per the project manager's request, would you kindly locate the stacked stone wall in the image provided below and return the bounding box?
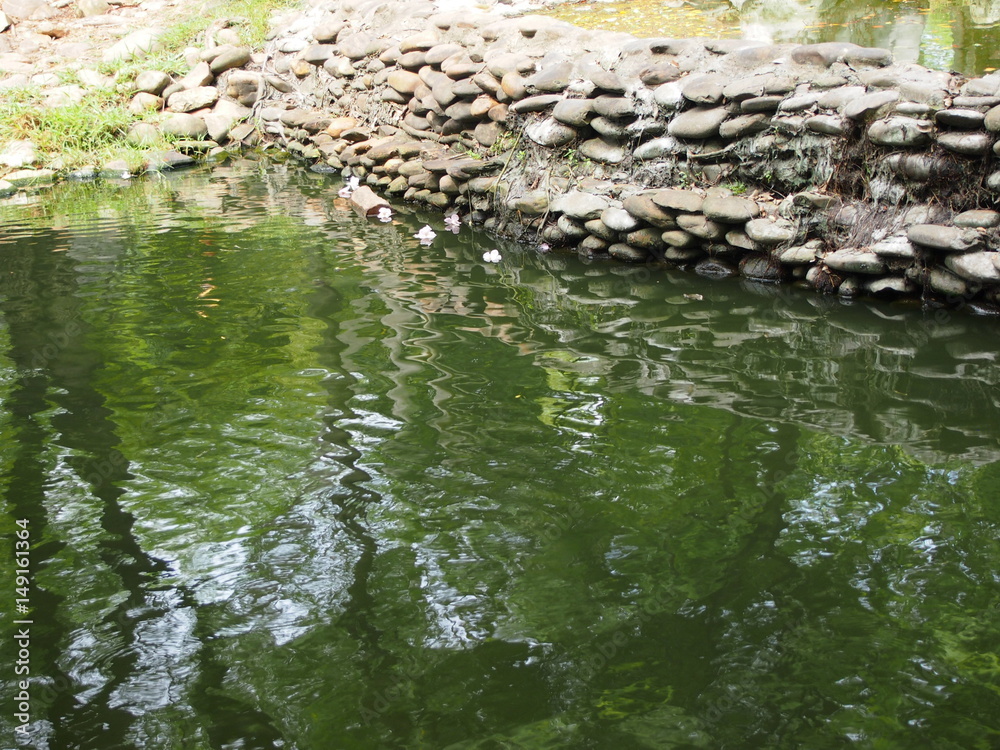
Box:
[8,0,1000,310]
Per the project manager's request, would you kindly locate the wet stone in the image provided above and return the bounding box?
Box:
[510,94,562,114]
[739,253,782,281]
[824,249,886,274]
[696,258,738,277]
[676,213,724,239]
[586,218,620,241]
[627,227,666,250]
[609,243,650,262]
[550,190,610,220]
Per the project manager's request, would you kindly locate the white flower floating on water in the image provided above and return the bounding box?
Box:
[482,249,502,263]
[444,213,461,233]
[414,225,437,245]
[539,243,550,252]
[338,175,361,198]
[377,206,393,223]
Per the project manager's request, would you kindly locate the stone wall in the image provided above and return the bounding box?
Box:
[10,0,1000,310]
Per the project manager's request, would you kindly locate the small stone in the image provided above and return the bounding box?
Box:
[661,229,699,248]
[127,91,162,113]
[779,244,819,264]
[954,210,1000,228]
[0,140,38,168]
[126,121,160,146]
[640,63,681,86]
[739,253,782,281]
[806,115,848,136]
[167,86,218,113]
[77,0,109,16]
[935,108,986,129]
[791,42,861,67]
[870,234,916,258]
[511,189,549,214]
[676,214,724,240]
[653,81,684,110]
[552,98,595,127]
[719,114,769,139]
[510,94,562,114]
[609,243,649,262]
[526,62,573,93]
[680,73,726,105]
[634,136,681,160]
[622,193,676,228]
[824,248,886,274]
[134,69,171,95]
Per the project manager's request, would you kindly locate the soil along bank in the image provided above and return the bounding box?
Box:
[6,0,1000,309]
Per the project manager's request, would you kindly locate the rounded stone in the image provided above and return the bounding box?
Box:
[680,73,726,105]
[134,69,171,95]
[937,132,991,156]
[161,113,208,138]
[667,107,729,139]
[552,98,595,127]
[703,196,759,223]
[935,108,986,129]
[867,116,933,147]
[550,191,610,221]
[525,118,577,147]
[601,207,641,232]
[579,137,626,164]
[652,188,704,213]
[823,249,886,274]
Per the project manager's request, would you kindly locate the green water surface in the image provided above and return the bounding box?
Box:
[0,161,998,748]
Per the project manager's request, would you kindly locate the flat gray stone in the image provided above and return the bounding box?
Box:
[703,196,759,223]
[510,94,562,114]
[779,244,819,264]
[652,81,684,110]
[806,115,848,136]
[870,234,916,258]
[937,131,991,156]
[622,193,677,228]
[592,96,636,120]
[600,207,640,233]
[167,86,218,113]
[525,118,577,147]
[579,137,626,164]
[609,243,649,262]
[867,116,933,147]
[824,248,886,274]
[667,107,728,139]
[946,251,1000,283]
[676,213,724,239]
[719,114,769,139]
[160,112,208,138]
[652,188,704,213]
[842,90,899,120]
[640,63,680,86]
[791,42,861,67]
[210,46,251,73]
[634,136,681,160]
[552,98,594,126]
[134,69,171,95]
[740,253,782,281]
[526,62,573,93]
[550,190,610,220]
[907,224,984,252]
[954,210,1000,228]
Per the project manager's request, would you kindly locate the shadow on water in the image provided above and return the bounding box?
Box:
[0,161,997,748]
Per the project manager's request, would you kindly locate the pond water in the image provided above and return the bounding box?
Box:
[539,0,1000,76]
[1,161,998,748]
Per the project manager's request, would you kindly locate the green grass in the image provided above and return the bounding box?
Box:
[0,0,300,172]
[0,86,172,171]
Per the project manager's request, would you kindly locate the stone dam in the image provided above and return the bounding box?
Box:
[9,0,1000,312]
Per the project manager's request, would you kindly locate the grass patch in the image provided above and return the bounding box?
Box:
[0,86,172,171]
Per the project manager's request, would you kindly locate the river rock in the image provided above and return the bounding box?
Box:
[823,248,886,274]
[103,27,162,62]
[601,207,641,232]
[526,62,573,93]
[676,213,724,239]
[945,251,1000,283]
[161,113,208,138]
[134,69,171,95]
[552,98,595,126]
[579,137,626,164]
[525,118,576,147]
[842,90,899,120]
[720,114,770,139]
[640,63,680,86]
[652,189,704,213]
[634,137,680,160]
[870,234,916,258]
[954,210,1000,228]
[512,189,550,214]
[661,229,699,248]
[745,217,795,244]
[510,94,562,114]
[3,168,56,186]
[702,195,759,223]
[791,42,860,67]
[680,73,726,105]
[667,107,728,139]
[609,243,649,262]
[586,218,620,241]
[167,86,218,113]
[779,244,819,264]
[622,193,676,228]
[128,92,162,113]
[739,253,782,281]
[653,82,684,110]
[937,132,991,156]
[867,116,933,147]
[593,96,637,120]
[907,224,984,252]
[0,139,37,167]
[210,46,251,73]
[551,191,609,221]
